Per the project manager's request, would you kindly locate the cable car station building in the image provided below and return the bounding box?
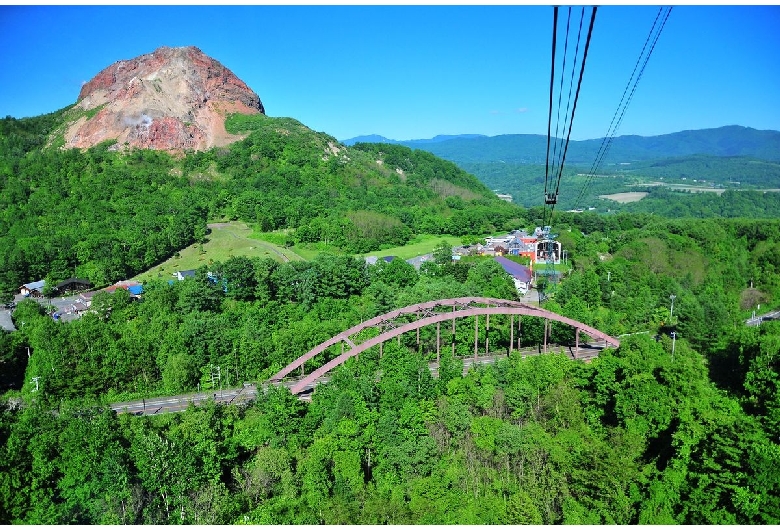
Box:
[483,228,562,266]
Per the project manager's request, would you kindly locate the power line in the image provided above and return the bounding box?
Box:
[538,5,597,302]
[543,5,559,203]
[549,7,574,192]
[551,7,597,208]
[542,5,598,229]
[573,6,673,209]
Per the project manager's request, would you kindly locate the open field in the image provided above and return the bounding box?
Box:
[357,234,463,260]
[133,225,466,283]
[598,192,649,203]
[665,185,727,194]
[133,221,304,282]
[273,233,465,261]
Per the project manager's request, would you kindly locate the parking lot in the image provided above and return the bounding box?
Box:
[1,292,88,331]
[0,306,14,331]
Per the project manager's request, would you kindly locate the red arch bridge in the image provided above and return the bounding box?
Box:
[271,297,620,395]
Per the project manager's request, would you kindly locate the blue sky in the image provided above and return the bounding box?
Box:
[0,5,778,141]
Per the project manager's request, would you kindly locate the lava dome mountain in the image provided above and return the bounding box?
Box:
[63,46,265,151]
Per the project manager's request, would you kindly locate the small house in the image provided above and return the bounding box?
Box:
[69,301,89,315]
[174,270,197,281]
[20,280,45,297]
[53,278,92,295]
[77,291,98,306]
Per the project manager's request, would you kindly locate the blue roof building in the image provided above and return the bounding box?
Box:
[494,256,532,294]
[494,256,532,283]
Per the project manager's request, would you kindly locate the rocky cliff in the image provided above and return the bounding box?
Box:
[63,46,264,151]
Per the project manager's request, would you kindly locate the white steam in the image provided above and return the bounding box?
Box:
[123,113,153,128]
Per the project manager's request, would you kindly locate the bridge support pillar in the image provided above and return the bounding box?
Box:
[510,315,514,355]
[474,315,479,360]
[452,306,456,356]
[544,319,549,354]
[575,328,579,359]
[518,316,522,351]
[485,314,490,356]
[436,322,441,364]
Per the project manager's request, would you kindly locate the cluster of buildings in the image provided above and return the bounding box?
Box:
[16,230,560,320]
[475,227,563,265]
[18,278,143,319]
[452,228,566,296]
[17,268,205,321]
[20,278,95,298]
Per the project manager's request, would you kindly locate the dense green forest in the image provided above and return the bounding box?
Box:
[2,109,780,524]
[615,187,780,218]
[2,213,780,523]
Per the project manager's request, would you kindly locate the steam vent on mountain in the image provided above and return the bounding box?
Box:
[63,46,265,151]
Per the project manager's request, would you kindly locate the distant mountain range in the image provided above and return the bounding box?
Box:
[342,126,780,166]
[342,133,487,146]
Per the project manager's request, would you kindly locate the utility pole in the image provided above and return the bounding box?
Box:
[670,331,677,362]
[210,364,222,399]
[669,294,676,320]
[31,376,40,392]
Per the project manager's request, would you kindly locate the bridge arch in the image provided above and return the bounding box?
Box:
[270,297,620,395]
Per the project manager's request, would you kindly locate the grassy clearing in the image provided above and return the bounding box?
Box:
[253,232,465,261]
[665,185,726,194]
[133,221,303,282]
[135,226,467,283]
[356,234,464,260]
[599,192,649,203]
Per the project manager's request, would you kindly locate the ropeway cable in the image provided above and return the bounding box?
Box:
[573,6,673,209]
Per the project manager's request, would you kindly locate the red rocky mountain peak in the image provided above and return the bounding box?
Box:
[64,46,265,151]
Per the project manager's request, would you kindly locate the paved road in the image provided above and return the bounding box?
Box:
[111,383,263,415]
[746,309,780,327]
[110,342,606,416]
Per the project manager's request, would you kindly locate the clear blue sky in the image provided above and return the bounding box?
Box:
[1,4,778,141]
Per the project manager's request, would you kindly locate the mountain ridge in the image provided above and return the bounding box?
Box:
[342,133,487,146]
[344,125,780,164]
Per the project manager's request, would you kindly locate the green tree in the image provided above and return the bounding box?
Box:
[433,240,453,266]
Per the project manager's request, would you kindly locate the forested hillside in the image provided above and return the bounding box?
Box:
[466,158,780,214]
[395,127,780,211]
[1,215,779,523]
[0,112,518,299]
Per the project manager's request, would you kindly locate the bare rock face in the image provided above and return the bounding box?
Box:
[64,46,265,151]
